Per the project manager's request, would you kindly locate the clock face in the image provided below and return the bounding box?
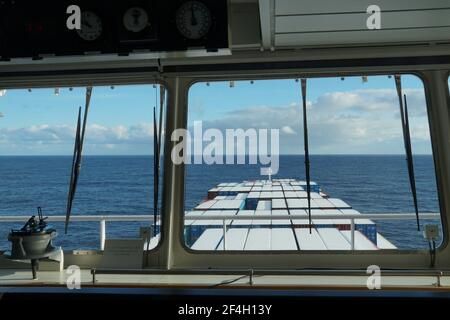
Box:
[76,11,103,41]
[176,1,212,40]
[123,7,149,33]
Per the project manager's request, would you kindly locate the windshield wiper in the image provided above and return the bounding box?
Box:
[394,75,420,231]
[148,86,165,253]
[301,78,312,233]
[65,87,92,234]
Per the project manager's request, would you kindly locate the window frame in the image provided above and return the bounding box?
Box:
[0,80,167,254]
[179,71,447,257]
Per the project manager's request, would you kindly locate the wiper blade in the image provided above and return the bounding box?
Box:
[394,76,420,230]
[148,86,165,254]
[301,78,312,234]
[153,106,159,237]
[65,87,92,233]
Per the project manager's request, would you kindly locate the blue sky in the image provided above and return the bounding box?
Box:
[0,75,443,155]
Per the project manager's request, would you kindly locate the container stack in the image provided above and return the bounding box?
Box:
[186,179,395,251]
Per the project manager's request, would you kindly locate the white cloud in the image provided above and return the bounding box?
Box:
[188,88,431,154]
[0,123,155,155]
[0,88,432,155]
[281,126,296,135]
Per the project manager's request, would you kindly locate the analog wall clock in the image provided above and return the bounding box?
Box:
[176,1,212,40]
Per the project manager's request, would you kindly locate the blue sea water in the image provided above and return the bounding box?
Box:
[0,155,442,250]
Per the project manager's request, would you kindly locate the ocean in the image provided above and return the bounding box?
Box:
[0,155,442,250]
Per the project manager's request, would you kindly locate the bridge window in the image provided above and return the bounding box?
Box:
[183,75,442,252]
[0,84,164,251]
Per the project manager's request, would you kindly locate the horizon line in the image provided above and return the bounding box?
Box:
[0,153,433,157]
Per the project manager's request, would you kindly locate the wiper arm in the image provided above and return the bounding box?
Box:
[65,87,92,233]
[147,86,165,255]
[301,78,312,234]
[394,75,420,231]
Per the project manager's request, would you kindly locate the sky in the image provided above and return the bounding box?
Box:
[0,75,446,155]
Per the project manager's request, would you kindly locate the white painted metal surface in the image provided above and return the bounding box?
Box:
[256,200,272,211]
[191,229,223,250]
[195,200,217,210]
[290,209,310,225]
[232,210,255,226]
[341,209,375,225]
[273,0,450,47]
[341,231,378,250]
[295,229,327,250]
[211,200,245,210]
[272,210,291,226]
[245,229,271,250]
[377,233,398,249]
[217,228,249,251]
[271,228,298,250]
[253,210,272,225]
[317,228,352,250]
[272,198,287,209]
[328,198,352,209]
[311,209,335,225]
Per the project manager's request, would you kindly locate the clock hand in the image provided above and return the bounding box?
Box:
[132,10,141,26]
[82,20,93,29]
[190,5,198,26]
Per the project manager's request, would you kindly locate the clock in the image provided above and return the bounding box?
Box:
[76,11,103,41]
[123,7,149,33]
[176,1,212,40]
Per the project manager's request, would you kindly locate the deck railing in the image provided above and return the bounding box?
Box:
[0,213,440,251]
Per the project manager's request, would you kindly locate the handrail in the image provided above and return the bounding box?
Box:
[0,213,440,223]
[0,215,153,222]
[0,213,440,251]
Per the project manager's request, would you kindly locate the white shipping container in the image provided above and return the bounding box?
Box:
[247,191,260,198]
[254,210,272,225]
[192,210,232,226]
[290,209,309,224]
[328,198,352,208]
[211,200,245,210]
[195,200,217,210]
[323,209,351,225]
[256,200,272,211]
[287,198,309,209]
[312,198,335,209]
[317,228,351,250]
[284,191,298,198]
[272,199,287,209]
[310,209,335,225]
[260,191,272,198]
[232,210,255,226]
[191,229,224,250]
[376,233,397,249]
[341,231,378,250]
[295,191,307,198]
[244,229,271,250]
[184,211,204,226]
[272,191,284,198]
[295,229,327,250]
[271,209,291,226]
[271,228,298,250]
[340,209,374,225]
[235,193,248,200]
[217,228,249,250]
